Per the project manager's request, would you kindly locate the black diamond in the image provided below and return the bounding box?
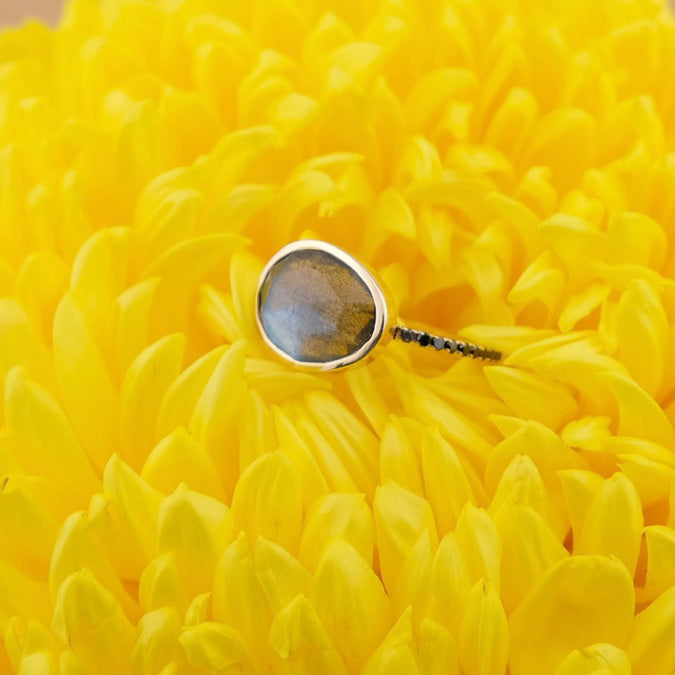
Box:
[418,333,430,347]
[400,329,414,343]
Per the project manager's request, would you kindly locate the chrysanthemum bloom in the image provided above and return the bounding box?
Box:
[2,0,675,672]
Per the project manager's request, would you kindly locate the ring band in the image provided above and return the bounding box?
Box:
[391,326,501,361]
[255,240,502,371]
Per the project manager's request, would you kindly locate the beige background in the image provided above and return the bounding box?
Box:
[0,0,64,25]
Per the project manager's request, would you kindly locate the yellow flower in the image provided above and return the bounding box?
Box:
[2,0,675,672]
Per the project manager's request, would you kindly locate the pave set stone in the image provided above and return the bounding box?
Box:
[391,326,499,360]
[258,248,377,363]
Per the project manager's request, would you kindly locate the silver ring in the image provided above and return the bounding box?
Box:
[255,240,502,371]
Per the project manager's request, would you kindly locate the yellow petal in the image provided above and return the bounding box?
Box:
[229,249,264,344]
[391,531,433,622]
[49,512,139,622]
[360,607,420,675]
[509,556,635,675]
[421,428,476,533]
[141,427,226,501]
[290,411,360,494]
[244,357,331,402]
[455,504,501,591]
[507,252,566,324]
[157,484,234,600]
[103,455,162,573]
[606,280,670,397]
[16,651,58,675]
[269,594,346,675]
[343,364,390,435]
[213,534,311,657]
[485,365,578,431]
[157,87,221,167]
[14,250,68,344]
[119,334,185,470]
[558,282,611,333]
[231,451,302,554]
[374,481,438,592]
[238,388,277,472]
[110,277,160,375]
[0,298,57,412]
[553,644,630,675]
[4,617,58,673]
[190,340,247,500]
[575,473,643,576]
[184,593,211,627]
[600,370,675,448]
[130,607,183,675]
[0,469,60,578]
[417,618,460,675]
[272,406,330,508]
[156,345,227,439]
[627,585,675,675]
[539,214,604,284]
[4,367,99,500]
[304,391,379,500]
[558,470,604,546]
[144,233,247,338]
[431,532,471,632]
[392,367,496,462]
[458,580,509,675]
[179,622,255,673]
[299,493,374,572]
[52,293,117,473]
[493,503,568,615]
[488,453,563,538]
[58,650,90,675]
[52,569,136,674]
[134,188,203,273]
[641,525,675,603]
[484,86,537,162]
[487,420,578,527]
[138,553,185,616]
[0,560,49,633]
[525,108,596,192]
[311,538,392,671]
[379,417,424,496]
[607,212,667,271]
[618,455,673,511]
[69,227,131,344]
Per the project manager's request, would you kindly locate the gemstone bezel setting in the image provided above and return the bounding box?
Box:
[256,240,389,371]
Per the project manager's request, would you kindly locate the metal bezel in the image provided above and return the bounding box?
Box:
[255,240,389,371]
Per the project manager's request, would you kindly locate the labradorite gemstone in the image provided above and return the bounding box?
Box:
[258,249,377,363]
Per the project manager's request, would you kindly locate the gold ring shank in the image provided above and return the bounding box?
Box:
[391,325,502,361]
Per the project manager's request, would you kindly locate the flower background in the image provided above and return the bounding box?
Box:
[2,0,675,673]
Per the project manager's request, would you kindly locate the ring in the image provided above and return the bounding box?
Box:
[255,240,502,371]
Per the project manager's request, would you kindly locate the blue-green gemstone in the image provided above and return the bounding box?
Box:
[258,249,376,363]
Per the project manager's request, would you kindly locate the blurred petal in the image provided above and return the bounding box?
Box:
[553,644,630,675]
[509,556,635,675]
[627,586,675,675]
